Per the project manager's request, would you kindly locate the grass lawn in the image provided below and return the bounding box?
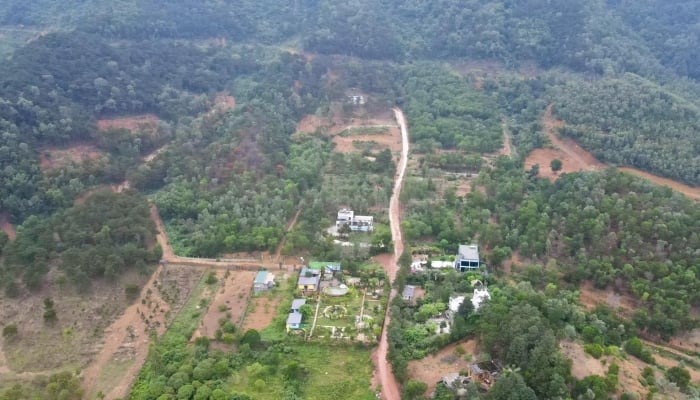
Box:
[227,344,377,400]
[315,291,364,329]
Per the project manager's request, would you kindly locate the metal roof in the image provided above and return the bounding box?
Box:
[291,299,306,310]
[287,312,302,324]
[254,271,268,284]
[457,244,480,260]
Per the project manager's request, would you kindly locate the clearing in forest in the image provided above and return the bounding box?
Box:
[406,340,478,395]
[561,341,648,397]
[213,93,236,111]
[524,105,604,181]
[39,144,105,171]
[191,269,256,340]
[578,281,637,318]
[529,106,700,201]
[296,106,402,155]
[97,114,160,132]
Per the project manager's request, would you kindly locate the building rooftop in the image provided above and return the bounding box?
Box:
[402,285,416,298]
[471,287,491,310]
[291,298,306,310]
[337,209,354,221]
[254,271,268,284]
[299,274,320,286]
[457,244,479,260]
[309,261,341,270]
[449,296,465,312]
[287,312,302,325]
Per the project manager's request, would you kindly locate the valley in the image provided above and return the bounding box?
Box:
[1,1,700,399]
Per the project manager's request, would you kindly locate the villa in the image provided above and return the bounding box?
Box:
[454,244,480,272]
[336,209,374,232]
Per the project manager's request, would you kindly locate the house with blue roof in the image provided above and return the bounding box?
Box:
[253,270,275,294]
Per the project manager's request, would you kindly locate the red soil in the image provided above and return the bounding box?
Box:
[0,212,15,240]
[192,270,256,340]
[524,105,604,181]
[407,340,478,395]
[332,127,402,154]
[39,145,104,171]
[97,114,160,131]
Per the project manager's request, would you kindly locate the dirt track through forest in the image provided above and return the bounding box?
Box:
[372,108,408,400]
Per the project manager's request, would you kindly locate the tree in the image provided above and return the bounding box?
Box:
[666,366,690,391]
[240,329,261,347]
[299,304,314,321]
[487,371,537,400]
[403,380,427,399]
[338,223,352,238]
[550,158,563,173]
[43,297,57,324]
[2,324,18,340]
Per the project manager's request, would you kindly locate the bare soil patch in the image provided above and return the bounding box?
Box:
[0,212,15,240]
[143,145,167,163]
[296,114,331,134]
[0,269,149,376]
[562,340,648,397]
[524,105,604,181]
[407,340,478,395]
[97,114,160,132]
[669,328,700,354]
[39,145,104,172]
[192,270,256,339]
[615,356,649,397]
[652,349,700,382]
[214,93,236,111]
[578,281,637,318]
[333,127,402,154]
[83,265,201,399]
[560,341,606,379]
[242,279,290,332]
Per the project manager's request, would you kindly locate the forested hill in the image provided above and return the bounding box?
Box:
[1,0,699,81]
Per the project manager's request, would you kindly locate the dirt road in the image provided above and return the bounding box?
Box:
[149,204,270,270]
[538,105,699,200]
[372,108,409,400]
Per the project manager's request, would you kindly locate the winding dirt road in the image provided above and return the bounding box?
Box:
[372,108,409,400]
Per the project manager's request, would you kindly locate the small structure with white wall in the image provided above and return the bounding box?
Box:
[336,208,374,232]
[253,271,275,294]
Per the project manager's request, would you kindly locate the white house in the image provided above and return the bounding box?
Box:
[336,209,374,232]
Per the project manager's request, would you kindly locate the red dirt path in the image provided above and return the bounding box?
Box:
[371,108,408,400]
[97,114,160,131]
[0,213,15,240]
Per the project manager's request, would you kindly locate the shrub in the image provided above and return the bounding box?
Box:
[125,284,140,300]
[624,338,654,364]
[666,366,690,391]
[2,324,18,339]
[584,343,604,359]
